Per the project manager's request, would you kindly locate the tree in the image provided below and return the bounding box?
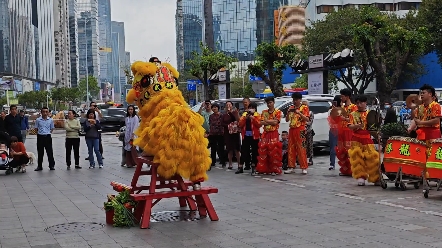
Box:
[247,42,301,97]
[123,66,133,85]
[418,0,442,64]
[51,87,81,107]
[292,75,307,89]
[78,76,100,101]
[303,8,375,95]
[349,6,429,103]
[18,91,47,109]
[186,43,238,99]
[230,76,256,98]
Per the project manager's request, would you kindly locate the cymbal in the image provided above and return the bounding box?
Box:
[330,107,348,118]
[406,94,422,109]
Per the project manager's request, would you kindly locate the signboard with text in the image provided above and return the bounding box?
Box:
[308,71,323,94]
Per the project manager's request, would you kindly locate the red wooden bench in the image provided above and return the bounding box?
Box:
[129,156,219,229]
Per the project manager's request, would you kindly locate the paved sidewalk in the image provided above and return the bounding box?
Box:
[1,133,442,248]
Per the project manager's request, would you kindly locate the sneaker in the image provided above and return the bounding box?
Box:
[329,165,335,170]
[302,169,308,175]
[89,165,95,169]
[75,165,82,169]
[67,166,71,170]
[357,178,365,186]
[284,169,295,174]
[99,165,103,169]
[235,168,243,174]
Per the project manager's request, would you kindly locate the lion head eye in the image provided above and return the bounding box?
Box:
[140,76,151,88]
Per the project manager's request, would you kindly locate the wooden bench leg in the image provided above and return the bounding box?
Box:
[195,194,219,221]
[186,196,197,211]
[178,197,187,207]
[140,200,153,229]
[133,201,145,223]
[194,195,207,216]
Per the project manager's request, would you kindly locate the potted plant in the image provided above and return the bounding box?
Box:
[103,190,137,227]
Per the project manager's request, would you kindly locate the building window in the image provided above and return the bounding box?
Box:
[343,4,356,9]
[373,3,393,11]
[396,2,419,11]
[317,5,335,14]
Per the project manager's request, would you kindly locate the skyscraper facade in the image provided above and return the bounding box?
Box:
[176,0,203,72]
[256,0,288,44]
[111,21,126,95]
[125,51,130,69]
[53,0,71,87]
[0,0,11,75]
[110,31,120,98]
[0,0,36,79]
[305,0,422,24]
[212,0,257,61]
[68,0,80,87]
[98,0,111,84]
[36,0,57,83]
[77,0,100,82]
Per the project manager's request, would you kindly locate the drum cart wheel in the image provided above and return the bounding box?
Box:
[423,189,429,198]
[414,182,420,189]
[380,178,388,189]
[399,182,407,191]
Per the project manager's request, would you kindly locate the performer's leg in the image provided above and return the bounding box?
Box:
[286,128,297,172]
[297,129,308,172]
[365,144,380,183]
[349,141,367,185]
[337,130,352,176]
[256,136,268,174]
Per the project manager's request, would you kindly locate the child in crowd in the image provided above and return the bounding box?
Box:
[281,131,288,170]
[0,143,8,165]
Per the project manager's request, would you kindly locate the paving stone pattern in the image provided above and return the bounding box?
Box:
[1,132,442,247]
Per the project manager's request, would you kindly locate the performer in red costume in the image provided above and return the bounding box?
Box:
[336,89,358,176]
[256,97,282,175]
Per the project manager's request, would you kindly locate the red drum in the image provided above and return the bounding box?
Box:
[426,139,442,179]
[383,136,426,177]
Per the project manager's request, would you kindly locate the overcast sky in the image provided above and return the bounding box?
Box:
[110,0,177,67]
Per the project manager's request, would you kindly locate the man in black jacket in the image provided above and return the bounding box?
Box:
[5,105,23,142]
[0,111,6,133]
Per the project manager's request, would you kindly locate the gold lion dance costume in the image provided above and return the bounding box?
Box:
[348,110,380,186]
[126,58,211,187]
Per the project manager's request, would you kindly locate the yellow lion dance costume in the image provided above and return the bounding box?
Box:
[126,58,211,185]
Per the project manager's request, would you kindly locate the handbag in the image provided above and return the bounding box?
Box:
[228,121,239,134]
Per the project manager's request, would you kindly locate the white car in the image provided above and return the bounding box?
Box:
[257,96,334,151]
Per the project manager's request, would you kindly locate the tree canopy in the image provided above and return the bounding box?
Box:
[186,43,237,99]
[248,42,300,97]
[303,7,375,95]
[418,0,442,64]
[348,6,429,102]
[78,76,100,101]
[18,91,47,109]
[303,6,428,99]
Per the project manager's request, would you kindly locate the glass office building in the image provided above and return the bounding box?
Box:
[212,0,257,61]
[0,0,36,79]
[68,0,80,87]
[77,0,100,81]
[98,0,112,84]
[256,0,288,44]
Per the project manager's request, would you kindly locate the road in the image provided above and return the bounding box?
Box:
[1,132,442,248]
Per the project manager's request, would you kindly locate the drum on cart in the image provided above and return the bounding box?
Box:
[426,139,442,179]
[383,136,427,177]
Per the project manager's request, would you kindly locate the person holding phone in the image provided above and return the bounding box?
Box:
[284,93,310,175]
[237,102,260,174]
[85,102,104,160]
[328,95,341,170]
[83,110,103,169]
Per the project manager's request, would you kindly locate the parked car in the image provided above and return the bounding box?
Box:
[256,96,334,151]
[79,108,126,135]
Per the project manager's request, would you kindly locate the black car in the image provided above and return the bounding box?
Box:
[79,108,126,135]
